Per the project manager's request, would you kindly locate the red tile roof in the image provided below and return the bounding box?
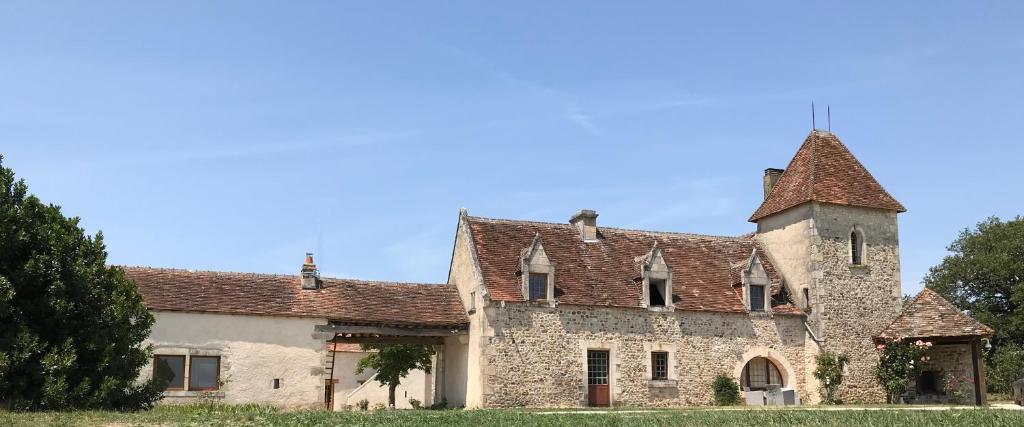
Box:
[467,216,801,315]
[124,267,468,329]
[749,131,906,222]
[878,288,994,339]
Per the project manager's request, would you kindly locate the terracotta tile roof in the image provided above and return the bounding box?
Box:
[467,216,800,314]
[878,288,994,339]
[123,267,468,329]
[749,131,906,222]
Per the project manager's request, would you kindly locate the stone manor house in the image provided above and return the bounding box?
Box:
[128,130,993,408]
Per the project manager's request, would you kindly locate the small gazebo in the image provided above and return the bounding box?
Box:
[877,288,994,405]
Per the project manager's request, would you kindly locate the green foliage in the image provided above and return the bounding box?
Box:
[986,343,1024,394]
[0,156,162,410]
[711,374,740,406]
[408,398,421,409]
[356,344,433,408]
[356,399,369,411]
[371,402,387,411]
[874,337,932,403]
[813,352,849,404]
[924,216,1024,391]
[6,404,1024,426]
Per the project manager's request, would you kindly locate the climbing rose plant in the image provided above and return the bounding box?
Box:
[813,352,849,404]
[874,337,933,403]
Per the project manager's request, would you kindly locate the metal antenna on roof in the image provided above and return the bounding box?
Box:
[811,102,816,130]
[827,105,831,132]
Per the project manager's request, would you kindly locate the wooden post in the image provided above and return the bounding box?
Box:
[971,338,983,405]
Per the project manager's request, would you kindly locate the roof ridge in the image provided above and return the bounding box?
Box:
[118,265,446,287]
[468,215,754,242]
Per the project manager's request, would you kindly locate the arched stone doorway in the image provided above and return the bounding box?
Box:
[741,357,784,390]
[733,348,798,392]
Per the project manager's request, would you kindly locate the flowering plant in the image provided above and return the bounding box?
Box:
[874,337,932,403]
[943,371,973,404]
[813,352,849,404]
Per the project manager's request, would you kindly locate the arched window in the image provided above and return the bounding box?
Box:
[741,357,783,390]
[850,229,864,265]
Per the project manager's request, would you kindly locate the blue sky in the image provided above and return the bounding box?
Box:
[2,2,1022,296]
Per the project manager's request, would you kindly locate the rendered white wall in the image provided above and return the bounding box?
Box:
[142,311,327,408]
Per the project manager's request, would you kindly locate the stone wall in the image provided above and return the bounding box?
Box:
[812,203,903,403]
[478,304,809,407]
[907,343,976,404]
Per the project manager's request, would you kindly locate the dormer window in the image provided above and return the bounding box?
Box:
[850,228,865,265]
[521,233,555,303]
[749,284,765,312]
[638,242,673,311]
[528,273,548,301]
[741,249,771,313]
[648,279,667,307]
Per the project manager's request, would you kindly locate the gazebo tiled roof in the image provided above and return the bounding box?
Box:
[878,288,994,339]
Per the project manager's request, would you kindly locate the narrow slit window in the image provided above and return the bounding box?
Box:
[648,279,666,307]
[851,231,863,265]
[651,352,669,380]
[749,284,765,312]
[528,273,548,301]
[803,288,811,311]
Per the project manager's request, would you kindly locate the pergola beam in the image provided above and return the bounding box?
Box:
[313,323,467,340]
[332,336,444,345]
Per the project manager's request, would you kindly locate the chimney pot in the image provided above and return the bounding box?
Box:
[301,253,319,290]
[763,168,785,199]
[569,209,599,242]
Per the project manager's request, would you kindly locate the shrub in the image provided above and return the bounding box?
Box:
[943,371,973,404]
[371,402,387,411]
[987,343,1024,394]
[875,337,932,403]
[712,374,740,406]
[813,352,849,404]
[356,399,369,411]
[408,398,421,409]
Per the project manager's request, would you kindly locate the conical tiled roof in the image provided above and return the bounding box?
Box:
[878,288,994,339]
[749,131,906,222]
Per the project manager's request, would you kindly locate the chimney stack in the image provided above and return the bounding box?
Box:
[569,209,599,242]
[300,253,320,290]
[763,168,785,199]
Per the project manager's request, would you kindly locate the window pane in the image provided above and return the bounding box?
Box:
[189,356,220,390]
[651,352,668,380]
[154,356,185,390]
[748,357,767,388]
[528,273,547,300]
[750,285,765,311]
[587,350,609,385]
[648,280,665,307]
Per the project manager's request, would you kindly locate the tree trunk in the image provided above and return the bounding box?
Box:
[388,383,397,409]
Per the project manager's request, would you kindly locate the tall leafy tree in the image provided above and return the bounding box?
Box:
[0,156,163,410]
[924,216,1024,391]
[355,344,433,408]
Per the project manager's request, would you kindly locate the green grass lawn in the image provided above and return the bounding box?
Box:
[3,404,1023,427]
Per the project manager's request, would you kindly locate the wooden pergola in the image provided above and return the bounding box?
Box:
[877,289,995,405]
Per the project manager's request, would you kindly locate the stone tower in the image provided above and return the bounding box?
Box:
[751,131,906,403]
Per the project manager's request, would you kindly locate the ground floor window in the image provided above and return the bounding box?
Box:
[741,357,783,390]
[651,352,668,380]
[154,354,221,392]
[154,355,186,390]
[188,356,221,391]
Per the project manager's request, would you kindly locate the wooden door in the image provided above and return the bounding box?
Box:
[587,350,610,407]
